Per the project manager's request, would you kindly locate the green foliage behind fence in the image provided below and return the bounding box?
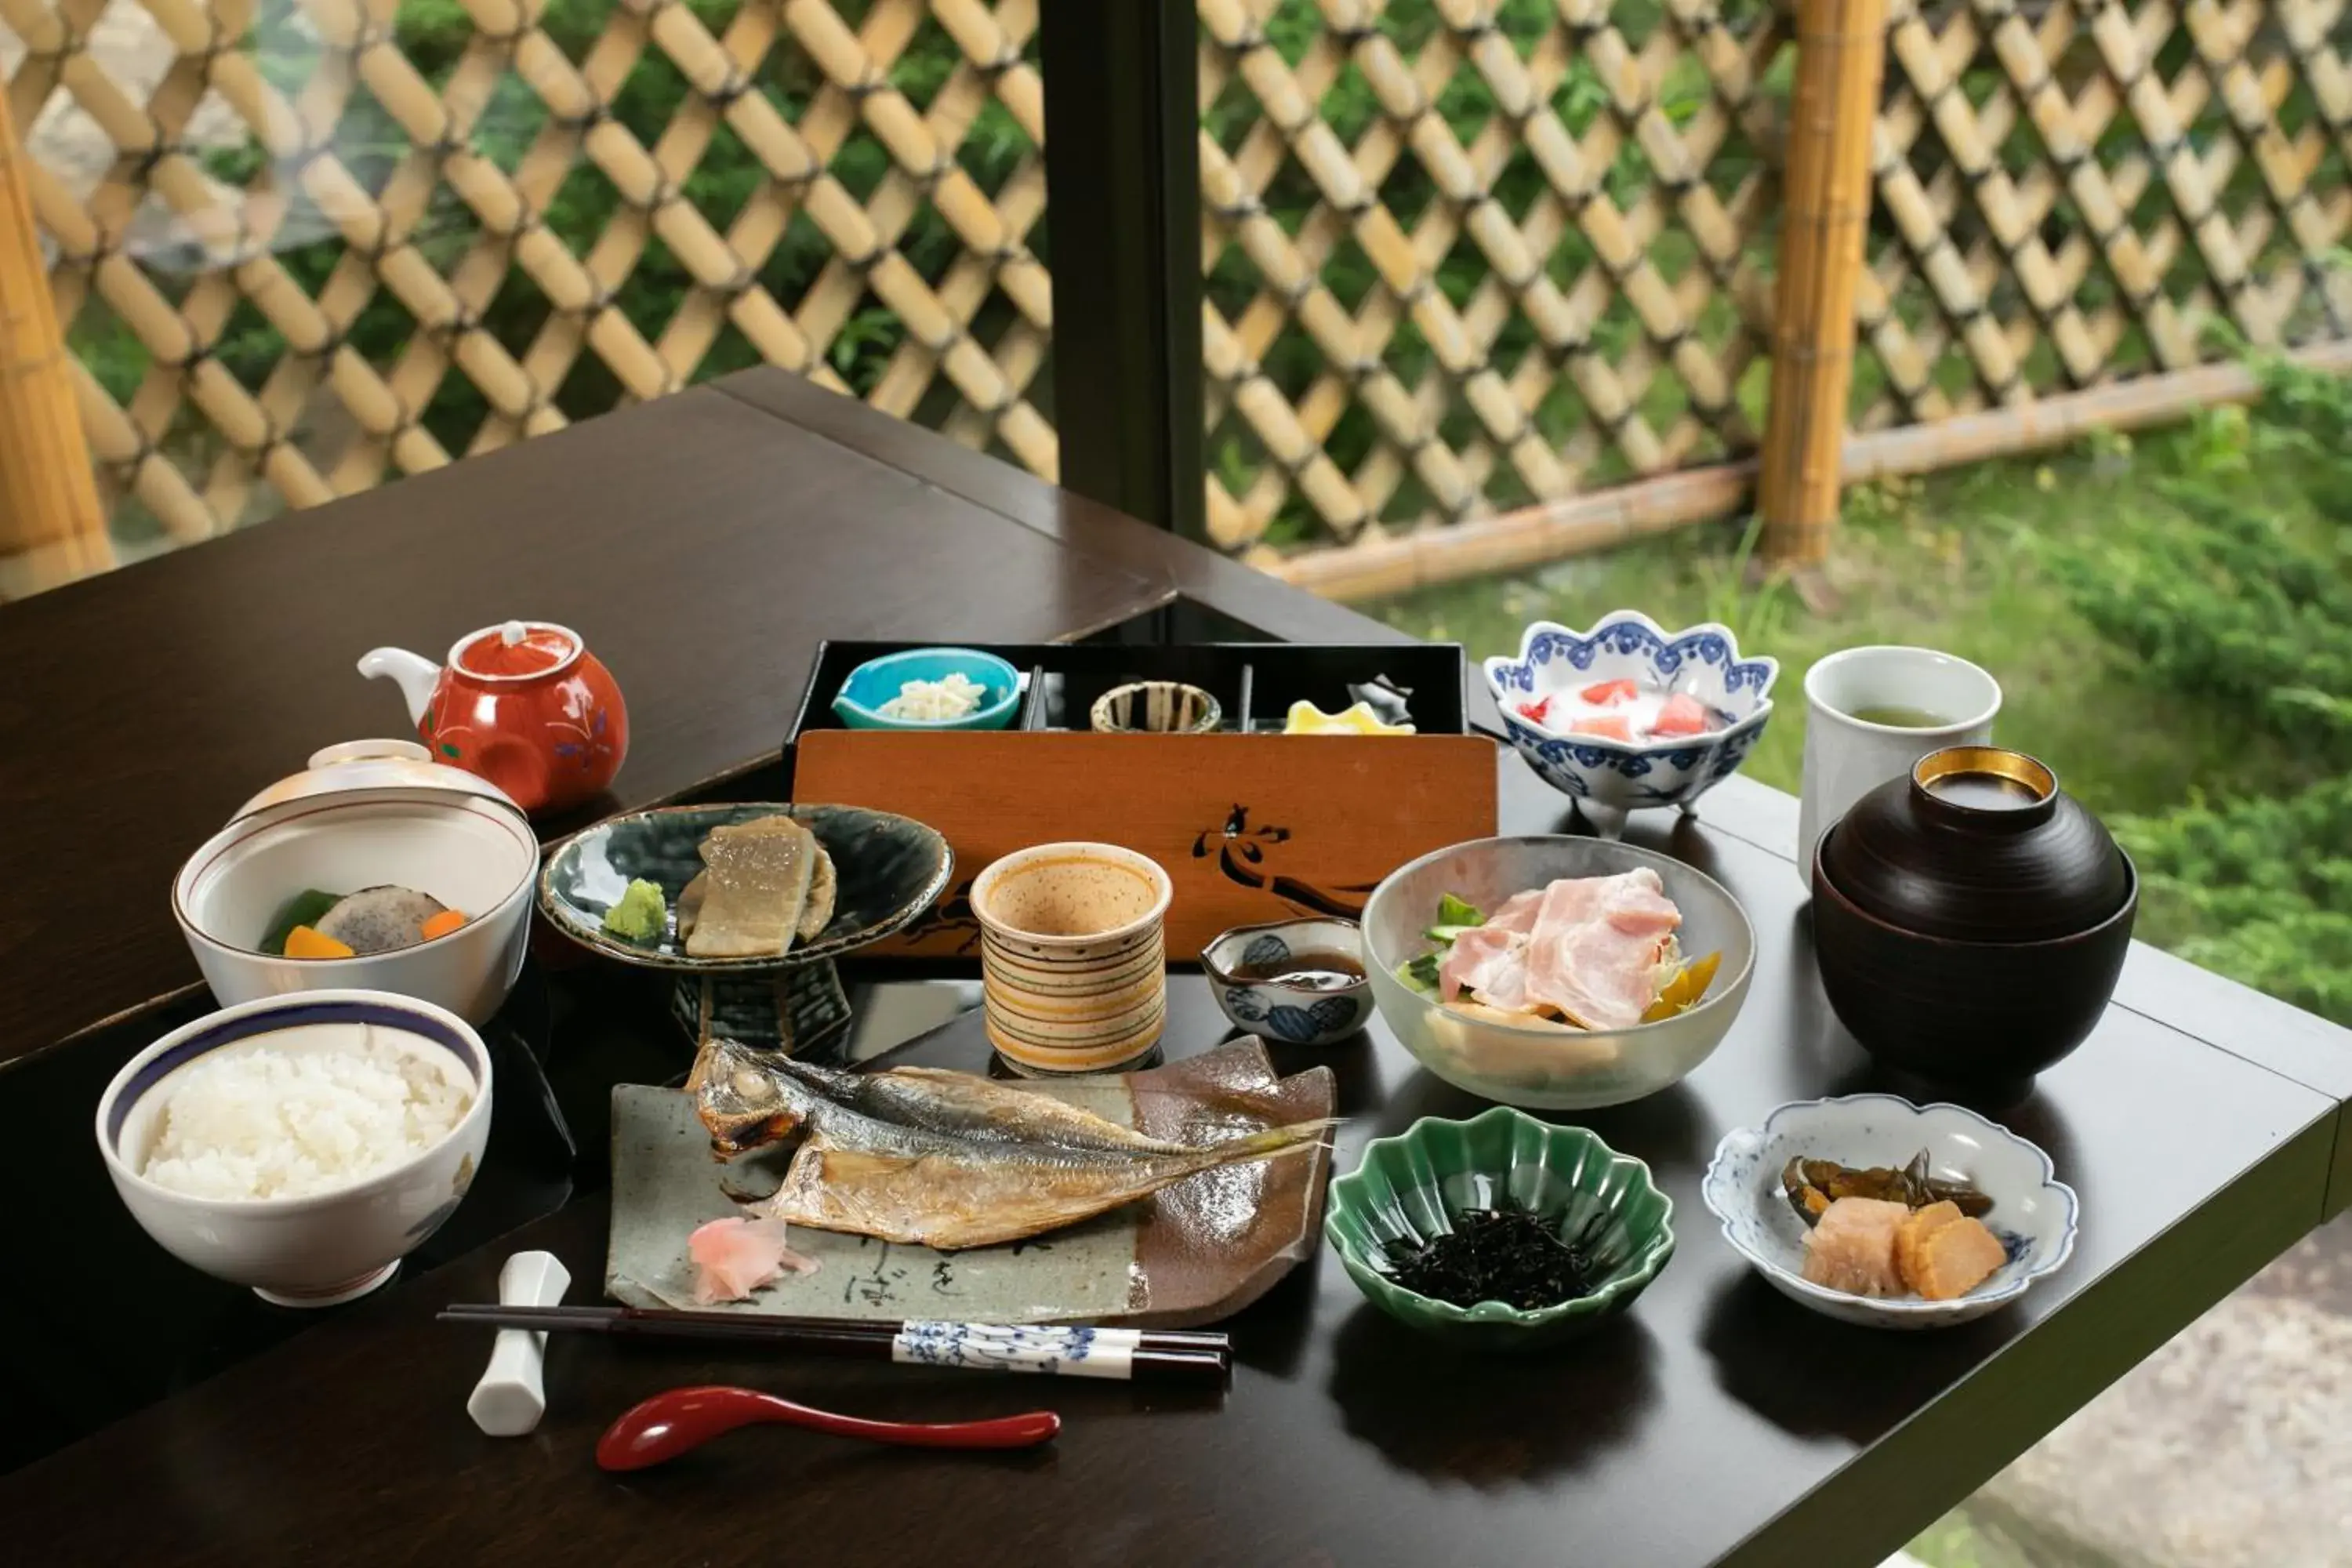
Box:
[2042,359,2352,1026]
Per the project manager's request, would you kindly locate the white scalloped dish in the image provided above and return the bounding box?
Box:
[1700,1094,2078,1329]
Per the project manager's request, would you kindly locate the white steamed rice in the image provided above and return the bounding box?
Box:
[140,1036,472,1200]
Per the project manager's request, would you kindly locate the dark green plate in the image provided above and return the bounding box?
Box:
[538,803,953,975]
[1324,1106,1674,1351]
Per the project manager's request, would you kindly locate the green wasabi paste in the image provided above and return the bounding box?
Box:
[601,877,669,941]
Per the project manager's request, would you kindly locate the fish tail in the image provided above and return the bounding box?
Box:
[1206,1117,1338,1163]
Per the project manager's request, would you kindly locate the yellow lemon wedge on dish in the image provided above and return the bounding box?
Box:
[1642,950,1723,1023]
[1283,700,1416,735]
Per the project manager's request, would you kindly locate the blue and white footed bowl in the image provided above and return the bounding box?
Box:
[1200,918,1374,1047]
[95,989,494,1309]
[1484,610,1778,835]
[1701,1094,2078,1330]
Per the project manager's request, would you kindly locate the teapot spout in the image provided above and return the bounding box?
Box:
[358,646,442,727]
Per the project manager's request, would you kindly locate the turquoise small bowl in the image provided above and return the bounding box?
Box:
[831,648,1022,731]
[1324,1107,1675,1351]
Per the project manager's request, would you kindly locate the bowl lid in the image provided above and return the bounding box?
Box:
[1817,746,2129,942]
[231,739,524,822]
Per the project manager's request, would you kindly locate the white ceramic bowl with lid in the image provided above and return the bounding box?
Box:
[172,740,538,1024]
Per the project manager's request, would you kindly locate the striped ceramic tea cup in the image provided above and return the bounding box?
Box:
[969,842,1174,1075]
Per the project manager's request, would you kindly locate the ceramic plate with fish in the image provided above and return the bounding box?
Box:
[608,1039,1337,1327]
[1700,1094,2078,1329]
[539,803,953,974]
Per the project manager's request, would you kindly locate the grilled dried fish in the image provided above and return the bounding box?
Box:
[688,1037,1332,1250]
[760,1054,1200,1157]
[1781,1149,1993,1227]
[767,1120,1327,1250]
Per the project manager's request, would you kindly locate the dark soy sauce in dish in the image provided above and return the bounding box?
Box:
[1926,771,2043,811]
[1232,950,1365,990]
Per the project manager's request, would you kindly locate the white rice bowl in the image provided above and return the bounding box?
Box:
[98,991,494,1306]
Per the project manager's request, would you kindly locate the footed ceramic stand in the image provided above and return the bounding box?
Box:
[670,959,854,1061]
[1573,799,1629,840]
[1571,796,1701,841]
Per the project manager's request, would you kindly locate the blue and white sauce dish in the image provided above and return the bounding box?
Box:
[1700,1094,2078,1330]
[831,647,1023,731]
[95,989,494,1308]
[1200,918,1374,1047]
[1484,610,1777,837]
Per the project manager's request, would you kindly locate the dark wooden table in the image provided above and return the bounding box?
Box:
[2,371,2347,1567]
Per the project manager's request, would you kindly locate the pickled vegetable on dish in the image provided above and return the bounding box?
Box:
[1802,1195,2008,1301]
[1798,1196,1911,1297]
[1780,1149,1993,1226]
[1786,1152,2009,1302]
[1897,1203,2008,1300]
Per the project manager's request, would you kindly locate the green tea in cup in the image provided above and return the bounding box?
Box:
[1799,646,2003,880]
[1843,703,1955,728]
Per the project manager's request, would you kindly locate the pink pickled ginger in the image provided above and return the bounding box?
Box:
[688,1215,819,1304]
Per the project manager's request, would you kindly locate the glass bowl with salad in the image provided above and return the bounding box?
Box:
[1362,836,1756,1109]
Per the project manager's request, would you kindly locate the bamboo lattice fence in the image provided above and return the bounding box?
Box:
[2,0,2348,592]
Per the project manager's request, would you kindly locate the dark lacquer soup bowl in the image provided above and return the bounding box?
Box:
[1810,747,2136,1098]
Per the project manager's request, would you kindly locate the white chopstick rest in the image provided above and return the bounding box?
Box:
[889,1322,1139,1380]
[467,1250,573,1436]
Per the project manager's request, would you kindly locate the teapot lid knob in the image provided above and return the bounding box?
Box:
[499,619,529,646]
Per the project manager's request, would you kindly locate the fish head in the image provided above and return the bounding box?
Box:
[690,1036,822,1155]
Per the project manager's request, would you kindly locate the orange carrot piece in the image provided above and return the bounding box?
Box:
[284,925,356,960]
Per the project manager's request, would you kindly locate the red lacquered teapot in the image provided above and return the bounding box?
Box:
[360,621,627,816]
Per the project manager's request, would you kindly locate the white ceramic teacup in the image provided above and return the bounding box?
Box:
[1798,647,2002,879]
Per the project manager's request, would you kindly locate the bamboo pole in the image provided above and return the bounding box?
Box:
[1272,341,2352,603]
[1262,463,1759,604]
[1756,0,1890,563]
[0,101,111,599]
[1835,339,2352,482]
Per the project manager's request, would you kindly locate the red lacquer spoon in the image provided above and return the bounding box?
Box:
[595,1385,1061,1471]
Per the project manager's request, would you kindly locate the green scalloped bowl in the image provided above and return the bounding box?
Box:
[1323,1107,1674,1351]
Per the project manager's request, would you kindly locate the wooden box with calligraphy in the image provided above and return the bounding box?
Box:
[785,641,1499,960]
